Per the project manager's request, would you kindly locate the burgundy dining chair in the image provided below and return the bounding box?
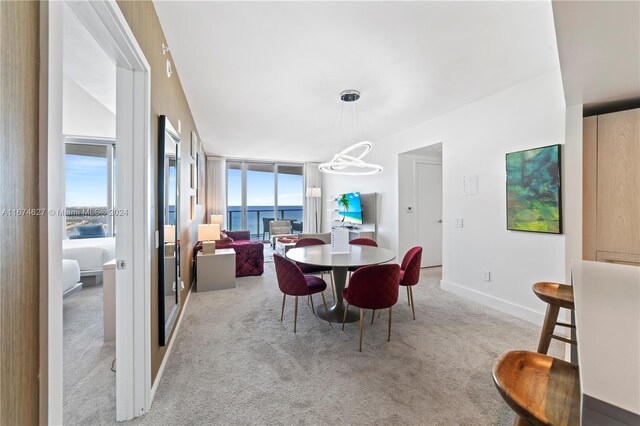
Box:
[400,246,423,320]
[347,238,379,277]
[294,238,336,300]
[341,264,400,352]
[274,253,328,333]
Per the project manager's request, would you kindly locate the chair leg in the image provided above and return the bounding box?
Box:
[310,294,315,314]
[406,286,411,305]
[280,294,286,322]
[388,306,393,342]
[409,287,416,320]
[371,310,375,325]
[538,303,560,354]
[359,308,364,352]
[342,303,349,331]
[321,291,328,312]
[294,296,299,334]
[307,295,310,307]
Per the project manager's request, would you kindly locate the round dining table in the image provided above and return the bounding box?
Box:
[286,244,396,323]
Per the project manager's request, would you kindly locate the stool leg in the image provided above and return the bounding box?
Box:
[538,303,560,354]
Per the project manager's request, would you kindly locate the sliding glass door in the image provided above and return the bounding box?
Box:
[226,161,303,241]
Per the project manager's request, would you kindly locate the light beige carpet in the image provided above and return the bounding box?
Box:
[124,264,563,426]
[63,284,116,425]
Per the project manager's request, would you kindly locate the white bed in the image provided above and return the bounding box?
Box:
[62,259,81,296]
[62,237,116,273]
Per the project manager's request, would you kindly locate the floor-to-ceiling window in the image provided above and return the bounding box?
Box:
[226,161,304,241]
[64,139,116,238]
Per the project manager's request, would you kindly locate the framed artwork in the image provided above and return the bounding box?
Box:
[506,144,562,234]
[190,163,196,189]
[191,132,197,160]
[196,150,206,205]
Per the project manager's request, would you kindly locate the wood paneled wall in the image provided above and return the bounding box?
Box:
[116,0,205,382]
[583,108,640,266]
[0,1,41,424]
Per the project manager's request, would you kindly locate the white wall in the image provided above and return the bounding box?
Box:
[324,70,568,323]
[63,74,115,138]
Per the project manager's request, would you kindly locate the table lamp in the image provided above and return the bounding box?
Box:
[164,225,175,257]
[198,224,220,255]
[210,214,224,228]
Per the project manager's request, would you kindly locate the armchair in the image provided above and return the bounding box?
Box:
[269,220,293,248]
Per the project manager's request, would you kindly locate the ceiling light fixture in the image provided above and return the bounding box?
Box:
[319,90,383,175]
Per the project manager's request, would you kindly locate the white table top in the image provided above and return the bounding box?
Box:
[286,244,395,267]
[572,260,640,415]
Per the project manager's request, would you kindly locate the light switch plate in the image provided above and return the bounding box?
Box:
[455,218,464,228]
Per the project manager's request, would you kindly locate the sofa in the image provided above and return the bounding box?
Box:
[196,230,264,277]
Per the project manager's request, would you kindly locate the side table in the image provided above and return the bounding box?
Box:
[197,249,236,291]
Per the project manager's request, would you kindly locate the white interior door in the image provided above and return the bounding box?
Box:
[416,162,442,267]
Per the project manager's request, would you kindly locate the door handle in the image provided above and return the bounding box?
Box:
[437,220,442,223]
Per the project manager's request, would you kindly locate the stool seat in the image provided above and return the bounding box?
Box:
[532,282,576,354]
[533,282,574,309]
[493,350,580,426]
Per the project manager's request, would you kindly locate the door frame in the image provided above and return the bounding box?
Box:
[41,1,152,422]
[413,158,443,265]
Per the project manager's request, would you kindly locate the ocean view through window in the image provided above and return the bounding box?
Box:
[227,161,303,241]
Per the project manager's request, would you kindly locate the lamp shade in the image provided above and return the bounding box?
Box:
[198,224,220,241]
[210,214,224,226]
[164,225,176,243]
[306,187,322,198]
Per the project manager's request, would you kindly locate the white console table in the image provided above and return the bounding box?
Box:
[102,259,116,342]
[197,249,236,292]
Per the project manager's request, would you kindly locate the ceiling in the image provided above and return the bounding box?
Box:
[63,2,116,114]
[552,0,640,111]
[154,1,560,162]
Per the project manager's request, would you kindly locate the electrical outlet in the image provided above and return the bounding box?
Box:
[483,270,491,282]
[455,218,464,228]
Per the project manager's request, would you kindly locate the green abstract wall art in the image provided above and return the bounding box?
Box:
[506,144,562,234]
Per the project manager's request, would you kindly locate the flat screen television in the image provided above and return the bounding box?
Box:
[337,192,363,225]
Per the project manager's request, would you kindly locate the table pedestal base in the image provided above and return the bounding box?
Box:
[316,302,360,323]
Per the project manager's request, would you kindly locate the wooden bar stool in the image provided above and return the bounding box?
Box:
[492,350,580,426]
[533,282,576,354]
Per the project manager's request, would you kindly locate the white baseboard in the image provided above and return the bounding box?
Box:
[150,288,192,405]
[440,280,544,325]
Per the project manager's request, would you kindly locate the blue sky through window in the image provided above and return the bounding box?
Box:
[65,154,107,207]
[227,168,303,207]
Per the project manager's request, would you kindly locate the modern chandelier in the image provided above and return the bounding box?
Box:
[319,90,383,175]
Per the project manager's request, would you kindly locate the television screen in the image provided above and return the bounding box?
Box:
[337,192,363,225]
